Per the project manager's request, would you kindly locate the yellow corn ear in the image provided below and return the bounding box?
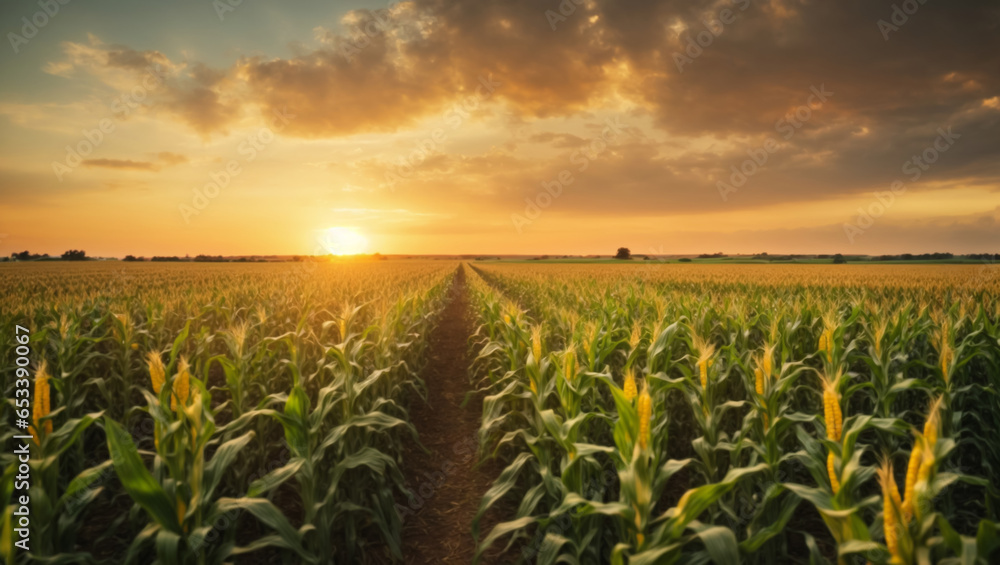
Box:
[763,349,773,378]
[31,360,52,441]
[902,437,923,522]
[637,383,652,451]
[818,328,835,363]
[531,325,543,362]
[624,369,637,402]
[173,358,191,409]
[879,461,903,562]
[823,385,842,441]
[113,313,127,342]
[939,346,952,381]
[833,393,843,440]
[922,402,940,448]
[698,359,708,388]
[177,498,187,529]
[827,451,840,494]
[755,368,765,396]
[564,347,577,381]
[916,447,934,490]
[148,352,166,394]
[910,448,935,523]
[185,390,203,445]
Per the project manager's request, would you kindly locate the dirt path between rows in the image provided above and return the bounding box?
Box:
[399,265,509,564]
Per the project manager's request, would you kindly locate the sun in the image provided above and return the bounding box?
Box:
[319,227,369,255]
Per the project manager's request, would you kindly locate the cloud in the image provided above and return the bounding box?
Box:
[79,152,190,172]
[45,38,242,138]
[44,2,1000,150]
[81,159,159,171]
[156,152,189,166]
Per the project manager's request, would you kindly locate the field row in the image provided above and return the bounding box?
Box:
[1,261,457,564]
[466,263,1000,564]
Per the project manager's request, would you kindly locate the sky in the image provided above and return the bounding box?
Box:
[0,0,998,257]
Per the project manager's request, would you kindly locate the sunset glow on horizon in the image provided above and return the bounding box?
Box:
[319,227,369,256]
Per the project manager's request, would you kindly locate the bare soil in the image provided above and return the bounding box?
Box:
[399,265,511,564]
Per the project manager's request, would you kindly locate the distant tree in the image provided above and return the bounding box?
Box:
[61,249,87,261]
[679,257,692,263]
[123,255,138,262]
[832,253,847,264]
[615,247,632,260]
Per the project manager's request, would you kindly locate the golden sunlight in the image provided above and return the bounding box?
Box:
[319,227,369,255]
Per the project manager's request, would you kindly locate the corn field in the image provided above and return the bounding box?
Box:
[1,261,455,564]
[466,263,1000,564]
[2,261,999,564]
